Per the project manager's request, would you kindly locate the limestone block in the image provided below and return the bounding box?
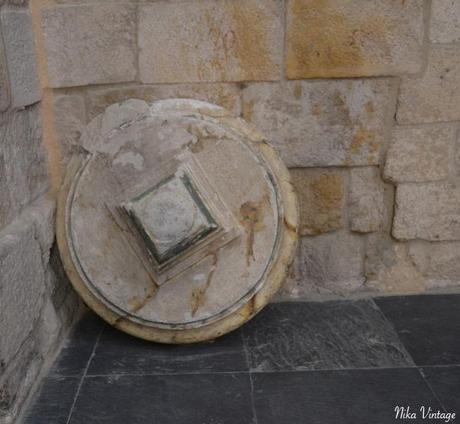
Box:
[384,124,455,183]
[282,232,365,297]
[1,8,40,108]
[290,168,344,236]
[41,4,137,88]
[349,167,385,233]
[0,27,9,112]
[242,79,391,167]
[138,0,282,83]
[86,83,241,120]
[397,45,460,123]
[0,216,46,369]
[0,104,48,231]
[409,240,460,288]
[364,234,424,293]
[286,0,424,79]
[52,94,86,162]
[393,182,460,241]
[430,0,460,43]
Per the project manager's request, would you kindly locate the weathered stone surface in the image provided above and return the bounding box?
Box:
[86,83,241,120]
[138,0,282,83]
[430,0,460,43]
[393,182,460,241]
[52,94,86,162]
[286,0,424,79]
[364,234,424,293]
[1,8,40,108]
[409,240,460,288]
[41,4,137,88]
[0,104,47,231]
[290,168,344,236]
[397,45,460,123]
[242,79,391,167]
[281,232,365,298]
[0,215,46,369]
[384,124,455,183]
[349,167,385,233]
[0,26,9,112]
[59,98,298,343]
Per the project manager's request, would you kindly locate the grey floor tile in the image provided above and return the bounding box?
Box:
[50,311,104,378]
[376,294,460,366]
[422,366,460,414]
[87,325,247,376]
[69,373,255,424]
[252,368,443,424]
[22,376,80,424]
[242,300,414,371]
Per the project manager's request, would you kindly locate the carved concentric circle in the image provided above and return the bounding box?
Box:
[57,99,298,343]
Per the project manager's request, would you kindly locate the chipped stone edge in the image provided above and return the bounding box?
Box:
[56,98,299,344]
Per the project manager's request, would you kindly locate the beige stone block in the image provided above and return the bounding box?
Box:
[364,234,425,293]
[138,0,282,83]
[290,168,344,236]
[0,104,48,231]
[242,79,391,167]
[409,240,460,288]
[430,0,460,43]
[41,4,137,88]
[286,0,424,79]
[393,181,460,241]
[281,232,365,298]
[349,167,385,233]
[1,8,40,108]
[0,214,46,368]
[384,124,455,183]
[86,83,241,120]
[53,94,86,162]
[397,45,460,123]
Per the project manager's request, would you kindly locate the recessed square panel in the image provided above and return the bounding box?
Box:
[120,173,218,265]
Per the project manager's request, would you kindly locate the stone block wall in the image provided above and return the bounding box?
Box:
[0,2,81,423]
[29,0,460,303]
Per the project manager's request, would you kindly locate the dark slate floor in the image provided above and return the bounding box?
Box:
[23,294,460,424]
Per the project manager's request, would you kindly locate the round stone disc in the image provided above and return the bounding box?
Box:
[57,99,298,343]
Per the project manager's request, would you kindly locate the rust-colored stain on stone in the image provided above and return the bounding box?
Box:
[243,99,255,122]
[191,253,218,316]
[291,169,343,236]
[286,0,390,79]
[239,196,268,266]
[346,127,379,165]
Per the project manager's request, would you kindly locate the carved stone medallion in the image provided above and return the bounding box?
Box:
[57,99,298,343]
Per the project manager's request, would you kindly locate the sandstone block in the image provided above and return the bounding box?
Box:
[290,168,344,236]
[364,234,424,293]
[281,232,365,298]
[52,94,86,162]
[286,0,424,79]
[41,4,137,88]
[393,182,460,241]
[430,0,460,43]
[86,83,241,120]
[384,124,455,183]
[242,79,391,167]
[1,8,40,108]
[0,216,46,369]
[0,104,47,231]
[139,0,282,83]
[349,167,385,233]
[397,45,460,123]
[409,240,460,288]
